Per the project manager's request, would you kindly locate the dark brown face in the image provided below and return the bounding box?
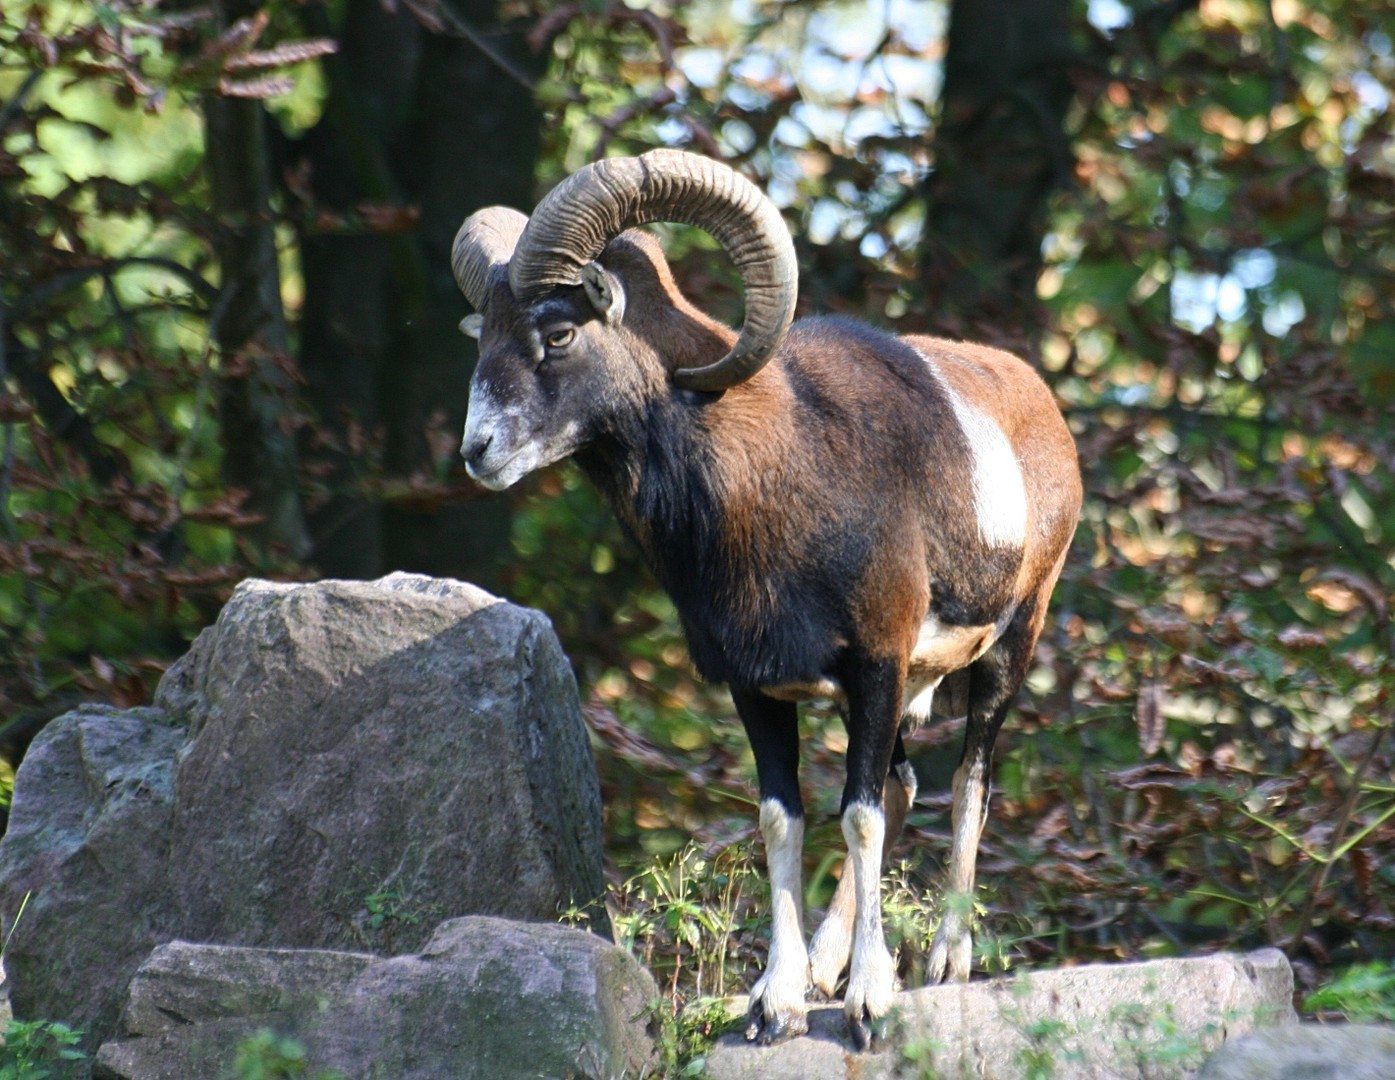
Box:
[460,278,620,490]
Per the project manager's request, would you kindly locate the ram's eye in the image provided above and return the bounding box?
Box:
[544,327,576,350]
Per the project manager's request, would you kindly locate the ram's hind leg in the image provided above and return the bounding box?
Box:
[734,690,811,1044]
[808,733,916,999]
[926,604,1041,984]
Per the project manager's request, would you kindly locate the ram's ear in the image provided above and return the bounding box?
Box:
[581,262,626,326]
[459,313,485,339]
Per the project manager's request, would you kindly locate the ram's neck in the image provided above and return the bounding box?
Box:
[575,387,722,576]
[575,368,830,688]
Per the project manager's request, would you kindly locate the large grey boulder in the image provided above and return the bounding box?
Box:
[703,949,1296,1080]
[0,574,607,1050]
[0,706,185,1053]
[93,916,659,1080]
[1196,1022,1395,1080]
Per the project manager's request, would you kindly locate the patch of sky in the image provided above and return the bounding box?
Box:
[861,232,889,259]
[887,0,948,53]
[1104,383,1154,407]
[768,150,808,207]
[655,116,689,145]
[879,54,941,107]
[809,197,848,244]
[793,101,854,146]
[1167,159,1192,198]
[1352,70,1390,113]
[1262,291,1306,337]
[681,47,725,89]
[1088,0,1133,33]
[721,119,757,154]
[767,175,798,208]
[1230,249,1276,290]
[733,83,775,111]
[844,107,901,145]
[802,47,858,99]
[807,4,890,61]
[1216,276,1247,322]
[879,149,925,183]
[1173,263,1280,331]
[1171,270,1220,331]
[774,114,812,149]
[732,53,781,86]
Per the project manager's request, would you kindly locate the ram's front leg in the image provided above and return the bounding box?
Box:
[734,690,810,1044]
[808,739,916,999]
[838,656,906,1051]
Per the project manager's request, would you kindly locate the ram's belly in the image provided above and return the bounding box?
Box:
[761,615,995,716]
[908,614,997,678]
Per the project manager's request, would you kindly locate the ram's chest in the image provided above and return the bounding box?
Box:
[667,556,850,692]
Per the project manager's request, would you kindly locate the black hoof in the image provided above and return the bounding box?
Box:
[744,1002,807,1045]
[847,1009,884,1053]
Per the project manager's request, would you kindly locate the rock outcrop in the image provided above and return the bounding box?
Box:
[0,574,607,1050]
[703,949,1296,1080]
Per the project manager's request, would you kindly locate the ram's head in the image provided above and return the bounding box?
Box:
[452,150,797,490]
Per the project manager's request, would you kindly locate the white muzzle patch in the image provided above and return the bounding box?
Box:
[461,380,580,491]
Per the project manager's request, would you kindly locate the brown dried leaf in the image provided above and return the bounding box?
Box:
[1109,763,1194,790]
[1307,568,1388,622]
[1032,803,1070,841]
[205,9,270,64]
[216,74,295,99]
[223,39,338,71]
[1351,847,1373,904]
[1032,861,1100,889]
[355,202,420,234]
[91,654,115,684]
[1135,606,1196,649]
[1277,626,1327,649]
[1135,681,1165,756]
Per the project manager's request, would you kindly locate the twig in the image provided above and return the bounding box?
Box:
[423,0,538,94]
[0,70,41,132]
[8,256,217,319]
[1248,846,1283,946]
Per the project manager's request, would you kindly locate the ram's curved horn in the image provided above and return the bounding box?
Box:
[507,150,797,392]
[452,206,529,311]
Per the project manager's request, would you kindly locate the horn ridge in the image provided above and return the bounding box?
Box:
[451,206,529,311]
[509,150,798,391]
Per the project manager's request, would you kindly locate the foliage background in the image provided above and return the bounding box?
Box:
[2,0,1393,1020]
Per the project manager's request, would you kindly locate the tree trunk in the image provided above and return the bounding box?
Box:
[296,0,543,583]
[204,1,312,561]
[920,0,1077,344]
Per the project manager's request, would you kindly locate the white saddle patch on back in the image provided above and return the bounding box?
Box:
[915,351,1028,549]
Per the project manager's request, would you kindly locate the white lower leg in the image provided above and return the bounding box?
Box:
[746,799,810,1040]
[927,761,986,983]
[841,802,896,1038]
[810,764,916,997]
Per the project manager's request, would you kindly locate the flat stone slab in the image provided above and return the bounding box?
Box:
[1197,1022,1395,1080]
[704,949,1295,1080]
[94,916,659,1080]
